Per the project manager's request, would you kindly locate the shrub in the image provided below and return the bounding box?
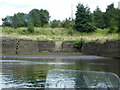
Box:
[50,19,61,28]
[18,29,29,35]
[67,28,75,35]
[27,20,34,33]
[108,19,117,33]
[61,18,74,29]
[74,38,85,51]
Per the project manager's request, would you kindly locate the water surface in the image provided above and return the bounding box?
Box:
[1,55,120,88]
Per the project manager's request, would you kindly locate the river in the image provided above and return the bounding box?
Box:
[1,55,120,89]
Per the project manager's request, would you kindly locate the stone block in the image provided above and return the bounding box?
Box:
[2,38,17,55]
[38,41,55,52]
[17,39,38,54]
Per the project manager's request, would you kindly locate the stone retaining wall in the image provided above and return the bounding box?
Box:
[2,38,17,55]
[38,41,55,52]
[81,40,120,58]
[17,39,39,54]
[1,38,120,58]
[62,41,78,52]
[1,38,77,55]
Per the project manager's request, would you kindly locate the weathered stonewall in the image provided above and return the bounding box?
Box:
[2,38,120,58]
[81,40,120,58]
[17,39,39,54]
[2,38,17,55]
[38,41,55,52]
[62,41,78,52]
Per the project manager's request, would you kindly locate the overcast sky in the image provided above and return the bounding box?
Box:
[0,0,119,25]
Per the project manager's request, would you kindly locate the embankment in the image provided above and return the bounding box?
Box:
[1,38,77,55]
[1,38,120,58]
[81,40,120,58]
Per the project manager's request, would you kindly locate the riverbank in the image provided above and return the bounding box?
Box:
[1,27,118,42]
[81,40,120,58]
[1,38,120,58]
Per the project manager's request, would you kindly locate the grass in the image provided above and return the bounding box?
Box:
[0,27,119,42]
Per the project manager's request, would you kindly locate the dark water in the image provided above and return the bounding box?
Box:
[1,56,120,88]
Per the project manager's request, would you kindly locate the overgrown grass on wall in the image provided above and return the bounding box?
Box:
[1,27,119,42]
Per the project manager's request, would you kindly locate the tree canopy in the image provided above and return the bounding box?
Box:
[2,9,50,28]
[75,3,95,32]
[2,3,119,33]
[93,6,106,29]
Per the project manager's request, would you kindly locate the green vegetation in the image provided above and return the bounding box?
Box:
[74,38,85,50]
[27,19,35,33]
[75,3,95,32]
[93,6,106,29]
[117,8,120,33]
[2,3,119,33]
[1,3,119,42]
[50,19,61,28]
[40,51,50,53]
[1,27,118,42]
[2,8,50,28]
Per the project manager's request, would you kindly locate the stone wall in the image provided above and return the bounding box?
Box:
[1,38,77,55]
[38,41,55,52]
[17,39,39,54]
[81,40,120,58]
[2,38,17,55]
[2,38,120,58]
[62,41,78,53]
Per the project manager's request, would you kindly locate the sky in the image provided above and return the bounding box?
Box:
[0,0,119,25]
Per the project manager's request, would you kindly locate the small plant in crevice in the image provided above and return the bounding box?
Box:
[74,38,85,51]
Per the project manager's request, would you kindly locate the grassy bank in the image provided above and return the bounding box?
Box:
[0,27,119,42]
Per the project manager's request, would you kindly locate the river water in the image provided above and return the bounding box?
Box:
[1,55,120,89]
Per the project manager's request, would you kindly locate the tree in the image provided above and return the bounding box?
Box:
[39,9,50,26]
[12,14,19,28]
[27,19,34,33]
[61,18,74,28]
[108,18,117,33]
[117,9,120,33]
[12,13,26,28]
[50,19,61,28]
[75,3,95,32]
[29,9,50,27]
[118,17,120,33]
[2,16,13,27]
[104,3,116,28]
[2,8,50,28]
[29,9,41,27]
[24,14,30,27]
[103,3,119,33]
[93,6,106,29]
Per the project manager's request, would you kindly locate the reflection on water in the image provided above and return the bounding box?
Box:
[1,57,120,88]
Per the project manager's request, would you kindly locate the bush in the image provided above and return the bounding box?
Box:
[74,38,85,51]
[108,26,117,33]
[27,20,34,33]
[19,29,29,35]
[117,11,120,33]
[50,19,61,28]
[108,19,117,33]
[61,18,74,29]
